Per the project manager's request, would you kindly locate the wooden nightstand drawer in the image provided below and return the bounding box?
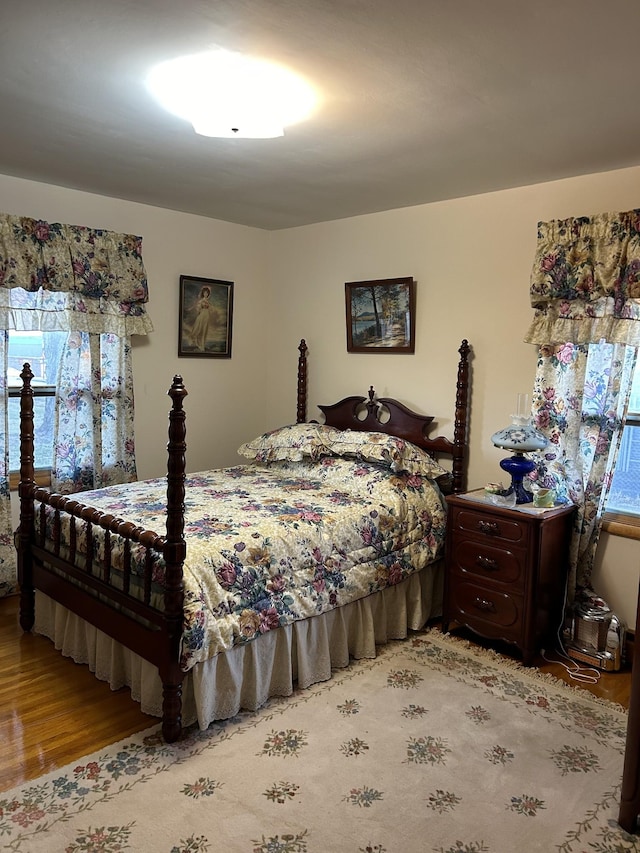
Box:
[451,581,522,631]
[443,492,575,664]
[451,538,524,586]
[453,507,528,546]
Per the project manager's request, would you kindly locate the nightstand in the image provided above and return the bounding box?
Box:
[442,490,575,665]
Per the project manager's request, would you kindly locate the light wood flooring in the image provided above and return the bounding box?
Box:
[0,596,154,792]
[0,596,632,793]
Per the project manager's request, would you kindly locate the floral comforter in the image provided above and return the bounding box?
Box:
[38,457,446,671]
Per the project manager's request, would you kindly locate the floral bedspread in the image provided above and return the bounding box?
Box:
[37,457,446,670]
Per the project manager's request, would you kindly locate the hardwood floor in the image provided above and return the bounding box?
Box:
[0,596,153,793]
[447,624,633,709]
[0,597,632,794]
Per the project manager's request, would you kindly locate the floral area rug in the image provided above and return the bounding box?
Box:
[0,629,636,853]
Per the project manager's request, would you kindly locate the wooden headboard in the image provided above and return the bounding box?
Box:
[295,339,471,494]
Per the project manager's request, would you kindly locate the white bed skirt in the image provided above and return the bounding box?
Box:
[34,560,443,731]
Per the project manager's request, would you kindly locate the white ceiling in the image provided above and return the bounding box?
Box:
[2,1,639,231]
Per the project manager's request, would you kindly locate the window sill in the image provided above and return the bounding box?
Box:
[9,470,52,491]
[602,514,640,541]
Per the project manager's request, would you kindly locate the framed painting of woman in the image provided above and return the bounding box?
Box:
[178,275,234,358]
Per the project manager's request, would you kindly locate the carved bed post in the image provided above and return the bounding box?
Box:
[451,340,471,494]
[162,374,188,742]
[296,339,308,423]
[18,362,36,632]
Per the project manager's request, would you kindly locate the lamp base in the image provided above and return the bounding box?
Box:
[499,454,535,504]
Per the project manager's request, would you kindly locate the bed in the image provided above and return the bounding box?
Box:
[16,338,471,742]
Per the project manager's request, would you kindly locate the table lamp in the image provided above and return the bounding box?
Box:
[490,394,547,504]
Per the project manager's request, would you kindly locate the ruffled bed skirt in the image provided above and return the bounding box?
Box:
[34,560,443,731]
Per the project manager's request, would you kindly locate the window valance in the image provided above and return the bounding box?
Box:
[0,214,153,336]
[524,209,640,347]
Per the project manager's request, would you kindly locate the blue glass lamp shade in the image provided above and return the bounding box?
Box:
[490,420,547,504]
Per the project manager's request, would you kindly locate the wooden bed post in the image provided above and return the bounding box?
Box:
[451,339,471,494]
[296,339,308,424]
[17,362,36,632]
[162,374,188,742]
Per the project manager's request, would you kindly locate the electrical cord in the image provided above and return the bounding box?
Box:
[540,575,602,685]
[540,646,601,685]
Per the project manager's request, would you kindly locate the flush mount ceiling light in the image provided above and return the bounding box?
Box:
[146,50,317,138]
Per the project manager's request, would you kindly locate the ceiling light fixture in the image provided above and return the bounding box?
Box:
[146,50,317,139]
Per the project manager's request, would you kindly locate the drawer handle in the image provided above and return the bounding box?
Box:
[476,555,498,571]
[473,596,496,613]
[478,520,500,536]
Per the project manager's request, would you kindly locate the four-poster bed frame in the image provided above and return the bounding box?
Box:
[16,338,471,742]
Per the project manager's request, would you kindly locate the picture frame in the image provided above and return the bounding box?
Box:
[345,276,415,353]
[178,275,234,358]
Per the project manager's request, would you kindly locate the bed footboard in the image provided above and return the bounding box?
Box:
[17,339,312,742]
[17,364,188,743]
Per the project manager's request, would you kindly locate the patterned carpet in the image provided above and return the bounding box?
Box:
[0,629,635,852]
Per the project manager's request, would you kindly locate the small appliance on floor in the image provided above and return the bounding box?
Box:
[565,598,625,672]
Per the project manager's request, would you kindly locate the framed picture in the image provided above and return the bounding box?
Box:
[178,275,234,358]
[345,276,415,353]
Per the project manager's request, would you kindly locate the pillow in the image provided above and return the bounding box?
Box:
[328,430,449,479]
[238,423,341,463]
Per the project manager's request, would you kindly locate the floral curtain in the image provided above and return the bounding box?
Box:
[525,209,640,603]
[530,342,636,601]
[53,331,138,493]
[525,209,640,348]
[0,215,152,336]
[0,214,152,597]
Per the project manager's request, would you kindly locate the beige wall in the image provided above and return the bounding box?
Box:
[2,165,639,626]
[267,166,640,627]
[0,173,271,475]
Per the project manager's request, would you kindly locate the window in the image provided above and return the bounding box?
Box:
[6,330,66,483]
[605,359,640,521]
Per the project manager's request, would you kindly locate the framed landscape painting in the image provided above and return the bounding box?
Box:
[345,276,415,353]
[178,275,234,358]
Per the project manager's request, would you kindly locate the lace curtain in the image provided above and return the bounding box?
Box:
[0,214,153,597]
[524,209,640,602]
